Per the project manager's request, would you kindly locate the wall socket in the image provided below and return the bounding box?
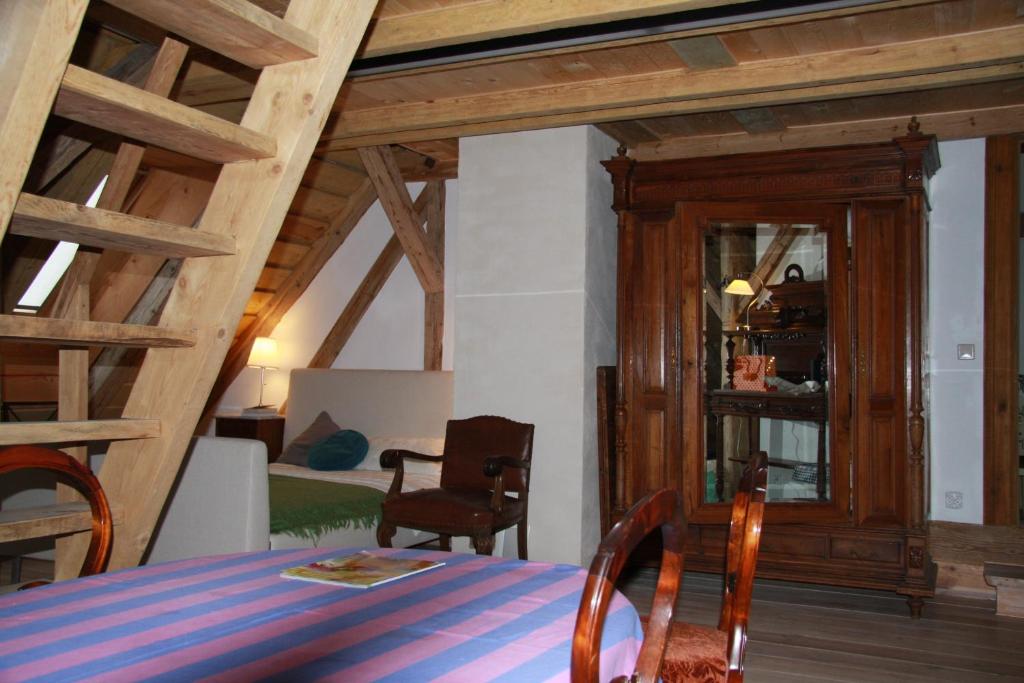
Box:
[945,491,964,509]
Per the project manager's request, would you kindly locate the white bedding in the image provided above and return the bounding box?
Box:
[268,463,440,493]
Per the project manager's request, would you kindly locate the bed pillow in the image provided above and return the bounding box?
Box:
[307,429,370,471]
[278,411,340,467]
[357,437,446,475]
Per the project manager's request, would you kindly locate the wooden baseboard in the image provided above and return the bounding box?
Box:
[935,561,994,596]
[929,521,1024,564]
[929,521,1024,595]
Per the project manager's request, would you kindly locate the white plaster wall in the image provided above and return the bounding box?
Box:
[582,127,619,562]
[928,138,985,523]
[214,181,458,417]
[456,126,605,566]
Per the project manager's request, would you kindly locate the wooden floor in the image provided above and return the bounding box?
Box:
[618,568,1024,682]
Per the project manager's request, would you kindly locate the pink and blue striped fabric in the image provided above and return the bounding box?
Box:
[0,547,643,682]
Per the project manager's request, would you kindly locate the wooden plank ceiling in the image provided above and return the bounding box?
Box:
[3,0,1022,418]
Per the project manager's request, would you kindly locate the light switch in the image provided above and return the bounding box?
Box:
[957,343,975,360]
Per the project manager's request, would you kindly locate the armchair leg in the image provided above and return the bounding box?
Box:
[471,534,495,556]
[377,521,396,548]
[517,522,528,561]
[439,534,451,551]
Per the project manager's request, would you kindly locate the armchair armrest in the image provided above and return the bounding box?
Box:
[380,449,444,500]
[380,449,444,469]
[482,455,530,513]
[482,455,530,478]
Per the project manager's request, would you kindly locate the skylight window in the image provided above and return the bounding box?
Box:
[14,176,108,314]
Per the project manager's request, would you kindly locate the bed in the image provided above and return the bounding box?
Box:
[267,369,453,550]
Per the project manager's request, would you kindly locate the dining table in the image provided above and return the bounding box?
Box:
[0,547,643,682]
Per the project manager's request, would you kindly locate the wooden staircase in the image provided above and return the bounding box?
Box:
[0,0,377,577]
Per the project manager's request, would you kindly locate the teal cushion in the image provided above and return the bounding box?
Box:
[307,430,369,471]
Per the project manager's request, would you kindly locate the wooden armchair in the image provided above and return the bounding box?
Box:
[0,445,113,587]
[660,451,768,683]
[572,488,684,683]
[377,415,535,558]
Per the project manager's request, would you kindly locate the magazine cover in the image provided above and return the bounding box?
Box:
[280,552,444,588]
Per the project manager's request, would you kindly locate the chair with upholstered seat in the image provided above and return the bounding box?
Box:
[660,451,768,683]
[572,487,685,683]
[377,415,534,558]
[0,445,113,588]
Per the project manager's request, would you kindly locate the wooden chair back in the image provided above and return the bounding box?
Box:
[572,488,685,683]
[0,445,113,580]
[439,415,534,493]
[720,451,768,679]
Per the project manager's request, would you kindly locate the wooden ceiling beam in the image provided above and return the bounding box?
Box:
[321,62,1024,150]
[178,2,929,111]
[358,146,444,293]
[359,0,747,59]
[632,103,1024,160]
[325,25,1024,143]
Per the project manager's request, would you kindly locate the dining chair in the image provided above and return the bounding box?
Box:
[660,451,768,683]
[571,488,685,683]
[0,445,113,588]
[377,415,535,558]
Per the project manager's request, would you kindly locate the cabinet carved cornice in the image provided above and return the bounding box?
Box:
[603,132,939,615]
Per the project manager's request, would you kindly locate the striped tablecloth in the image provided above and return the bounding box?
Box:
[0,547,643,682]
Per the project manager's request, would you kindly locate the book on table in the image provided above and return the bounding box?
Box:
[280,551,444,588]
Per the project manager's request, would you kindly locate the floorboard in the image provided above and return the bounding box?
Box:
[618,568,1023,681]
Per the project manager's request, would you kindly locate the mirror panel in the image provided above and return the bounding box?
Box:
[702,221,830,504]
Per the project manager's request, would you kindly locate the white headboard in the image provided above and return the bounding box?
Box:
[284,369,453,444]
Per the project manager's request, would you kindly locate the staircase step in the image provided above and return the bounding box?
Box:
[0,502,124,544]
[0,315,195,348]
[11,194,235,258]
[0,419,161,446]
[105,0,317,69]
[54,65,276,164]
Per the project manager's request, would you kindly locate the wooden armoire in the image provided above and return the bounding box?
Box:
[603,129,939,615]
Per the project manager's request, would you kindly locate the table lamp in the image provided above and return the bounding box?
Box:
[723,271,768,330]
[246,336,278,409]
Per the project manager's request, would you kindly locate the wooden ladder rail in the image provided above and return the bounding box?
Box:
[0,0,378,574]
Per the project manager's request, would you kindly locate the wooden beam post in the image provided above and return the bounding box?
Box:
[424,180,445,370]
[358,146,444,293]
[983,134,1021,526]
[54,282,89,581]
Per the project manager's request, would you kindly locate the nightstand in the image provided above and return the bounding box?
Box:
[214,415,285,462]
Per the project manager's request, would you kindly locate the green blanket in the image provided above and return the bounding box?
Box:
[269,475,384,542]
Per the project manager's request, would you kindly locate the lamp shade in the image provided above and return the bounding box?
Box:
[247,337,278,369]
[723,277,756,296]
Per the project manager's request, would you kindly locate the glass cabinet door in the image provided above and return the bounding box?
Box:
[678,202,851,523]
